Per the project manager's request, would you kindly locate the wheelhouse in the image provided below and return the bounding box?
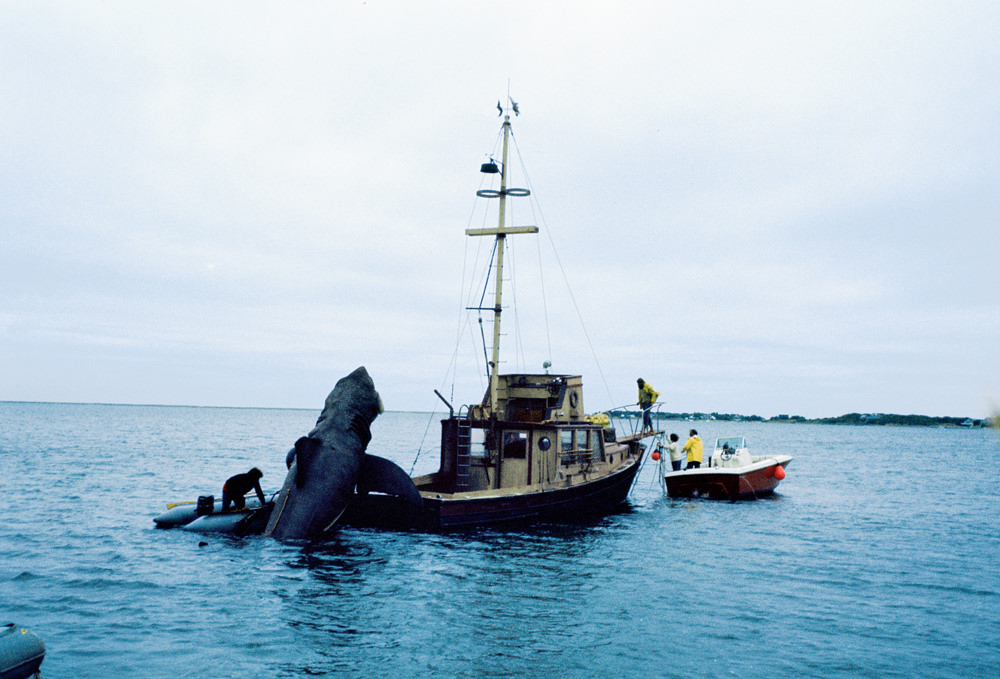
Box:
[415,373,628,496]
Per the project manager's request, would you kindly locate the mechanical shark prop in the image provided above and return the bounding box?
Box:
[153,367,421,538]
[263,366,421,541]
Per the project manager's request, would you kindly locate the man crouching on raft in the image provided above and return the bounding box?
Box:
[222,467,266,512]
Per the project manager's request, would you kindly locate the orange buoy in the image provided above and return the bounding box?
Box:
[773,465,786,480]
[651,450,661,461]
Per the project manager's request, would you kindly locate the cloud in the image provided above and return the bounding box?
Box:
[1,1,997,416]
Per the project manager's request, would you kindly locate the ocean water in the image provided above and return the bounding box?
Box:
[1,402,998,678]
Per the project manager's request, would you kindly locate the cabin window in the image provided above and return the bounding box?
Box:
[470,428,489,458]
[582,430,596,463]
[590,429,605,462]
[538,436,551,451]
[503,431,528,459]
[558,429,603,465]
[560,430,575,464]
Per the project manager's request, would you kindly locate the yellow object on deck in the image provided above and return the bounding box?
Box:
[585,413,610,427]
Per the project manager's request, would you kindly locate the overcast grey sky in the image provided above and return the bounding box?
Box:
[2,1,997,418]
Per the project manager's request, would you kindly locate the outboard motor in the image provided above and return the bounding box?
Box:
[196,495,215,516]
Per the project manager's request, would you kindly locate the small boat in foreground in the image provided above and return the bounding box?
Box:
[661,436,791,500]
[0,623,45,679]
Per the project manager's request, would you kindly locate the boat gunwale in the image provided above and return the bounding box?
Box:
[414,455,642,503]
[662,454,792,479]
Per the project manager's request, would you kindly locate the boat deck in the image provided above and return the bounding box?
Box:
[615,431,660,444]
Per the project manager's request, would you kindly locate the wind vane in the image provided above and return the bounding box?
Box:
[497,98,520,116]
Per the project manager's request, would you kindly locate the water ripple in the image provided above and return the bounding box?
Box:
[2,405,999,678]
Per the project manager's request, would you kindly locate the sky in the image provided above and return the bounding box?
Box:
[2,1,998,419]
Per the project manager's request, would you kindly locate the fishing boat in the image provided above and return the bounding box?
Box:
[153,102,651,534]
[342,103,651,529]
[661,436,791,500]
[0,623,45,679]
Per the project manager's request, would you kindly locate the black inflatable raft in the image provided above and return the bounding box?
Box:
[0,623,44,679]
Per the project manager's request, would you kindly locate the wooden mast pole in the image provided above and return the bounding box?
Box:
[466,105,538,416]
[487,114,512,414]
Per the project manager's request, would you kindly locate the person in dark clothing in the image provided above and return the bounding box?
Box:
[222,467,265,512]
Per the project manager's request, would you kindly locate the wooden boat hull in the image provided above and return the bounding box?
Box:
[344,457,641,530]
[664,457,791,500]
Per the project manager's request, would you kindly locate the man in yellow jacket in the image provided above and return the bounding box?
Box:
[636,378,659,432]
[682,429,703,469]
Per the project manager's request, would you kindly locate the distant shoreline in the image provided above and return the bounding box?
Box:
[621,411,997,429]
[1,401,995,428]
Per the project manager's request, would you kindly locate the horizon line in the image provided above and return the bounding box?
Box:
[0,399,990,422]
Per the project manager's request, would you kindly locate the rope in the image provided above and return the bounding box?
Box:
[409,410,440,476]
[510,131,614,406]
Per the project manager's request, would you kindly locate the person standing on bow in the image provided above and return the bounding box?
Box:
[683,429,703,469]
[636,378,659,432]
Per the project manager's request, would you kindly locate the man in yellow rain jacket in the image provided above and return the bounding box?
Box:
[682,429,703,469]
[636,378,659,432]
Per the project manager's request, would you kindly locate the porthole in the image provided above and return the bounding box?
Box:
[538,436,551,451]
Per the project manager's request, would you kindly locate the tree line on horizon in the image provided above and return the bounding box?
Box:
[608,410,995,428]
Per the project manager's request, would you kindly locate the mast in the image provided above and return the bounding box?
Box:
[466,107,537,414]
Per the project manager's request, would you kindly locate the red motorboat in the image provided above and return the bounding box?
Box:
[662,436,791,500]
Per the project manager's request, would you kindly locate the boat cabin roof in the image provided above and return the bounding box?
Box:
[472,373,587,424]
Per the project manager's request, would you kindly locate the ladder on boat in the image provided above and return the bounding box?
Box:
[454,419,473,492]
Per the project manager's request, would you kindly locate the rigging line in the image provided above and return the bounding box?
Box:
[520,164,615,409]
[444,302,491,400]
[509,132,554,368]
[511,132,614,406]
[477,238,498,310]
[445,240,487,398]
[535,218,552,367]
[477,316,490,379]
[470,168,499,307]
[469,216,495,387]
[468,311,487,392]
[447,206,475,391]
[409,410,440,476]
[443,308,485,401]
[474,240,497,380]
[443,163,500,404]
[444,181,487,397]
[459,173,501,388]
[506,238,526,372]
[445,304,489,399]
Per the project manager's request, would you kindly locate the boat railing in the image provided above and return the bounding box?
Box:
[609,402,666,437]
[559,444,604,467]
